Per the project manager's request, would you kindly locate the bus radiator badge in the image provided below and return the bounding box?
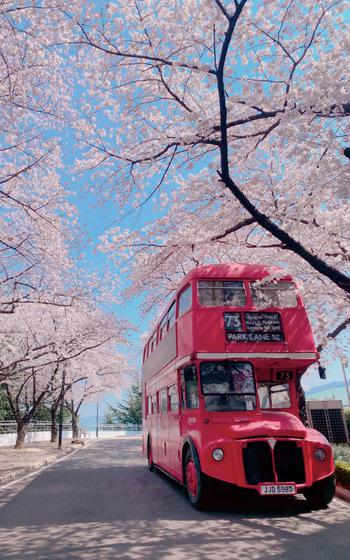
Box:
[268,439,276,449]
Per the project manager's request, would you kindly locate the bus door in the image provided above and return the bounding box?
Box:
[179,364,200,460]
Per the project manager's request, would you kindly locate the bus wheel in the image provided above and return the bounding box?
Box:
[185,448,209,510]
[303,475,335,510]
[147,439,155,472]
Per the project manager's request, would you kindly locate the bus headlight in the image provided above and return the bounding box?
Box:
[314,448,326,462]
[212,448,224,461]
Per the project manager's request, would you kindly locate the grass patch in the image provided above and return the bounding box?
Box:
[332,444,350,489]
[335,461,350,490]
[332,444,350,464]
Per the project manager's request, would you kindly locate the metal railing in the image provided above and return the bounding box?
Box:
[0,421,71,434]
[0,421,141,435]
[99,424,141,432]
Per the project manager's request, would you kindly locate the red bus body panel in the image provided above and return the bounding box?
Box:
[142,264,334,494]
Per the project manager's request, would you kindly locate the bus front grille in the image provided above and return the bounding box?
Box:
[243,440,305,485]
[274,441,305,483]
[243,442,274,484]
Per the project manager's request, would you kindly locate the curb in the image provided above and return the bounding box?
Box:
[336,485,350,504]
[0,461,50,485]
[0,451,72,486]
[0,441,96,488]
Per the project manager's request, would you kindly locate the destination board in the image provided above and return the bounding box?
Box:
[226,332,285,343]
[244,312,282,333]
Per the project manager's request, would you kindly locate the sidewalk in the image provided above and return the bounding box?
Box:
[0,439,92,486]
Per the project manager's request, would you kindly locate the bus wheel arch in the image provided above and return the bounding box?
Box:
[302,474,335,510]
[182,438,210,510]
[182,439,198,482]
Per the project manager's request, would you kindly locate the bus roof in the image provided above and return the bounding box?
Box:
[148,263,293,340]
[177,263,292,292]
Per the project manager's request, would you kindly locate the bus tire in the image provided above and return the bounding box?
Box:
[185,448,210,510]
[302,475,335,510]
[147,438,155,472]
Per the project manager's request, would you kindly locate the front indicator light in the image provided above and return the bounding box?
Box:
[314,448,326,462]
[212,448,224,461]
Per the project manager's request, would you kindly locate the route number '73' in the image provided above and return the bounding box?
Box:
[276,371,293,381]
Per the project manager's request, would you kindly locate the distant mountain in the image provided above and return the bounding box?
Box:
[305,379,350,406]
[306,379,350,396]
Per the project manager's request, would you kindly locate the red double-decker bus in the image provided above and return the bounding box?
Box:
[141,263,335,509]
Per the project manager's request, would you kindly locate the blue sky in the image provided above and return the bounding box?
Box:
[57,2,350,427]
[60,131,153,424]
[65,140,350,426]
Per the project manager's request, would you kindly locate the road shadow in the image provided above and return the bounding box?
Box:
[155,468,314,516]
[0,438,349,559]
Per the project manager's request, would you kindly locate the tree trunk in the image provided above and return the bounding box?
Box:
[50,406,58,443]
[14,421,30,450]
[71,412,79,439]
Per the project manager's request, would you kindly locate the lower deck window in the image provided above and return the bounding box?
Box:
[159,388,167,413]
[258,382,291,409]
[151,395,157,414]
[200,361,256,411]
[168,384,178,411]
[181,365,199,409]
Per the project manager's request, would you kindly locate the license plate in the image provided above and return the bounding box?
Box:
[259,483,296,496]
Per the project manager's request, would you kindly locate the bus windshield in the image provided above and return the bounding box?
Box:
[200,361,256,411]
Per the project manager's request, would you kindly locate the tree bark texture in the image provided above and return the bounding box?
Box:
[50,406,58,443]
[14,421,30,450]
[216,4,350,297]
[71,412,79,439]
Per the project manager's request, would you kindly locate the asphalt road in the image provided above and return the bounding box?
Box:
[0,437,349,560]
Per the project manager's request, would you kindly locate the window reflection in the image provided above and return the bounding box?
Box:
[178,285,192,317]
[251,282,297,308]
[258,382,291,409]
[200,361,256,411]
[198,281,246,307]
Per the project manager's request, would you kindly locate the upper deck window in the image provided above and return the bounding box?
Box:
[178,285,192,317]
[150,331,157,353]
[143,344,148,362]
[159,315,168,340]
[167,302,176,329]
[159,301,176,341]
[251,281,297,308]
[198,281,246,307]
[200,361,256,411]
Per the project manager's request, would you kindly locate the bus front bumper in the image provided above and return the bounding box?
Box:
[200,435,335,494]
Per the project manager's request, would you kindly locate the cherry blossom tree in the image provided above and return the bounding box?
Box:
[0,300,129,447]
[0,1,84,312]
[66,351,130,438]
[64,0,350,351]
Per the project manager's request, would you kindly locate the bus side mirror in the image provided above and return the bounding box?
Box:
[318,365,326,379]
